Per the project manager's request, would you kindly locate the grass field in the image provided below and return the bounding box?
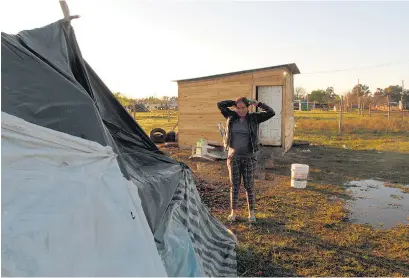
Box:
[294,110,409,153]
[135,109,409,277]
[133,110,179,133]
[134,109,409,153]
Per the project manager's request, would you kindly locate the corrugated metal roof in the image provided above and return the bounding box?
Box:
[174,63,300,83]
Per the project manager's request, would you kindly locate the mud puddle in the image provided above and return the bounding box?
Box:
[345,179,409,228]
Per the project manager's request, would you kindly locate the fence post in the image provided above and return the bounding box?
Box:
[133,99,136,119]
[345,95,348,112]
[402,80,405,121]
[369,105,371,116]
[307,95,309,111]
[338,96,343,135]
[388,95,391,120]
[168,108,170,122]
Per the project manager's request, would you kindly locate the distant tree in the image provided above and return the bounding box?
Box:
[146,96,162,104]
[295,87,307,100]
[346,84,371,106]
[113,92,132,107]
[351,84,371,97]
[325,86,340,104]
[308,89,327,103]
[307,88,340,104]
[405,89,409,102]
[325,86,334,96]
[374,88,384,96]
[372,88,386,106]
[384,85,405,102]
[347,85,408,107]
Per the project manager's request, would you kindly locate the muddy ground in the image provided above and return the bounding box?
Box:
[274,145,409,185]
[162,145,409,276]
[165,144,409,198]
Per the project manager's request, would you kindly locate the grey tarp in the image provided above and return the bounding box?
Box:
[1,20,237,276]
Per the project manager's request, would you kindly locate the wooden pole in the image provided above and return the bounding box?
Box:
[338,96,343,135]
[59,0,80,29]
[369,104,371,116]
[306,95,309,111]
[402,80,405,121]
[358,97,361,115]
[361,101,364,117]
[133,99,136,119]
[357,79,360,115]
[346,95,349,112]
[388,95,391,120]
[168,102,171,123]
[59,0,70,19]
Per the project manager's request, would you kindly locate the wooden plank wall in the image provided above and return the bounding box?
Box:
[284,72,295,152]
[178,68,288,148]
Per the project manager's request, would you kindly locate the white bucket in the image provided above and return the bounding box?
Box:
[291,164,309,188]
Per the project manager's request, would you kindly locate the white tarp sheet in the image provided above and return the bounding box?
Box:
[1,112,167,277]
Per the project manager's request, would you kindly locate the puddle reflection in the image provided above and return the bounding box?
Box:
[345,179,409,228]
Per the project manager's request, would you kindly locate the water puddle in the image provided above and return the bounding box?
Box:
[345,179,409,228]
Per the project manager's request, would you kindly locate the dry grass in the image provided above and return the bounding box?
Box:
[296,111,409,133]
[133,110,178,134]
[168,151,409,277]
[134,110,409,153]
[137,109,409,276]
[295,111,409,153]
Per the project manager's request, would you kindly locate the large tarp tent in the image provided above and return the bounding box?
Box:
[1,112,168,277]
[1,19,237,276]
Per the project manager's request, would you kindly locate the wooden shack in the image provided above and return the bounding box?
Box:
[176,63,300,154]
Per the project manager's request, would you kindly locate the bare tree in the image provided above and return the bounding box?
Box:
[295,87,307,100]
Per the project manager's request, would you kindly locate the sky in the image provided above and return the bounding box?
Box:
[1,0,408,98]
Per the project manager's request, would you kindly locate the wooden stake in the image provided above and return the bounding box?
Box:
[338,96,343,135]
[59,0,80,23]
[306,95,309,111]
[168,108,171,123]
[402,80,405,121]
[358,97,361,115]
[59,0,70,19]
[133,99,136,119]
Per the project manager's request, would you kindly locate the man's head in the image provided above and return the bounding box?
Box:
[235,97,250,118]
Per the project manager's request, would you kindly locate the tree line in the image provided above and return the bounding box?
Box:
[295,84,408,106]
[113,92,178,107]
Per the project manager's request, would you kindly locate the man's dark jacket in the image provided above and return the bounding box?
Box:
[217,100,275,153]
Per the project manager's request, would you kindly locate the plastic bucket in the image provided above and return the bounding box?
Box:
[291,164,309,188]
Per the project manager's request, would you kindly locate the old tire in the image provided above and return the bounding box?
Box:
[165,131,176,142]
[150,128,167,144]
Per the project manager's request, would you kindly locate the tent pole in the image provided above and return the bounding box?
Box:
[59,0,80,23]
